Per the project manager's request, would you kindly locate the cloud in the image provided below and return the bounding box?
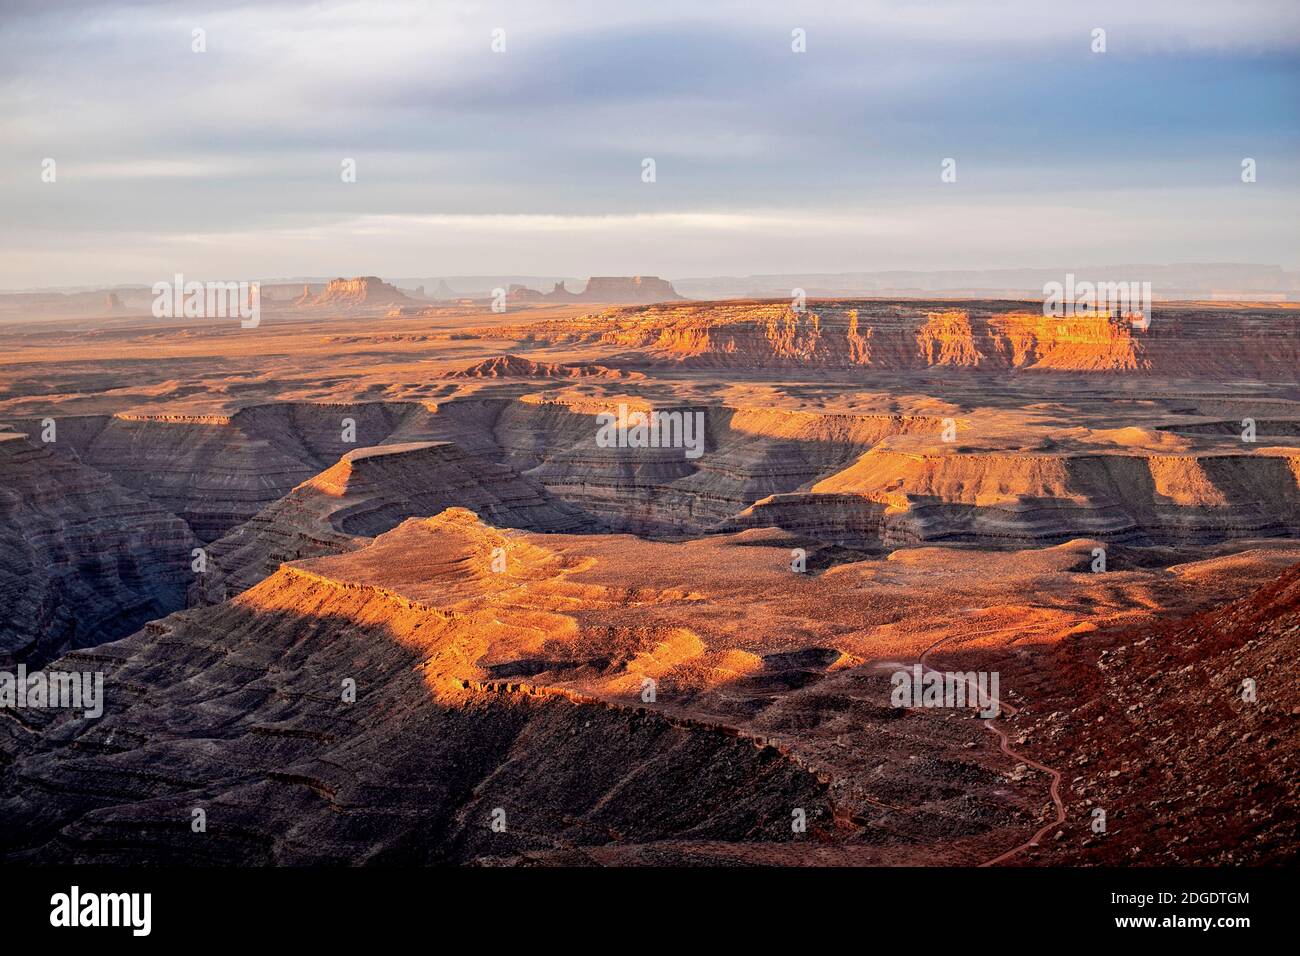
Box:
[0,0,1297,286]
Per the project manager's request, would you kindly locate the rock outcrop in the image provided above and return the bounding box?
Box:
[493,400,944,534]
[4,510,1293,865]
[17,396,1299,550]
[0,514,842,865]
[9,403,454,541]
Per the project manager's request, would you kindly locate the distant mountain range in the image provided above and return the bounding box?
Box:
[4,264,1297,306]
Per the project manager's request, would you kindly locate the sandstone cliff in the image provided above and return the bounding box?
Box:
[498,301,1300,379]
[725,446,1300,548]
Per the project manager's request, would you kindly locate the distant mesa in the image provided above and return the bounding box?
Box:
[502,276,684,305]
[580,276,684,303]
[448,353,638,380]
[494,301,1300,379]
[295,276,414,309]
[387,275,685,316]
[506,283,546,304]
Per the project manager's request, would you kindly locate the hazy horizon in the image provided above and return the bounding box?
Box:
[2,0,1298,287]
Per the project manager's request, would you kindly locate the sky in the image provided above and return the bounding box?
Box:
[1,0,1298,289]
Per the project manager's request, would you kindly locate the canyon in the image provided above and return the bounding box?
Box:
[0,295,1296,866]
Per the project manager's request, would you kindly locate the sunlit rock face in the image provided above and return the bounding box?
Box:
[495,300,1300,378]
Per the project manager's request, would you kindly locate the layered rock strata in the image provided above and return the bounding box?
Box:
[0,433,198,665]
[191,441,597,603]
[725,448,1300,548]
[497,301,1300,379]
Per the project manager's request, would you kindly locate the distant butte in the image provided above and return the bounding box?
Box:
[296,276,414,309]
[576,276,684,303]
[506,275,684,304]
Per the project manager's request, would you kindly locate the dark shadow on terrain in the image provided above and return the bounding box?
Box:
[0,600,832,866]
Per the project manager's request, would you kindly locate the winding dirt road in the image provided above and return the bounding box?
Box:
[917,621,1076,866]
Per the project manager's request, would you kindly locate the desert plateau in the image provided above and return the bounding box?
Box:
[1,289,1296,868]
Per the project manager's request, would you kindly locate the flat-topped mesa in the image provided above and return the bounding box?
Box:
[8,499,1297,865]
[578,276,684,303]
[723,446,1300,548]
[0,518,835,864]
[496,277,685,305]
[497,300,1300,379]
[506,283,545,304]
[296,276,414,309]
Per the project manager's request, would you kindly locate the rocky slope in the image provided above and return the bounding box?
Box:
[4,511,1294,865]
[488,399,945,534]
[8,402,458,541]
[1007,561,1300,865]
[0,432,197,666]
[8,398,942,540]
[191,441,597,603]
[14,396,1300,548]
[0,513,846,865]
[727,446,1300,548]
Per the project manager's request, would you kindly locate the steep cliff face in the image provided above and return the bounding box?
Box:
[988,311,1144,371]
[0,433,198,666]
[10,402,450,541]
[725,448,1300,547]
[18,395,1297,552]
[500,301,1300,379]
[191,441,597,604]
[490,398,946,534]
